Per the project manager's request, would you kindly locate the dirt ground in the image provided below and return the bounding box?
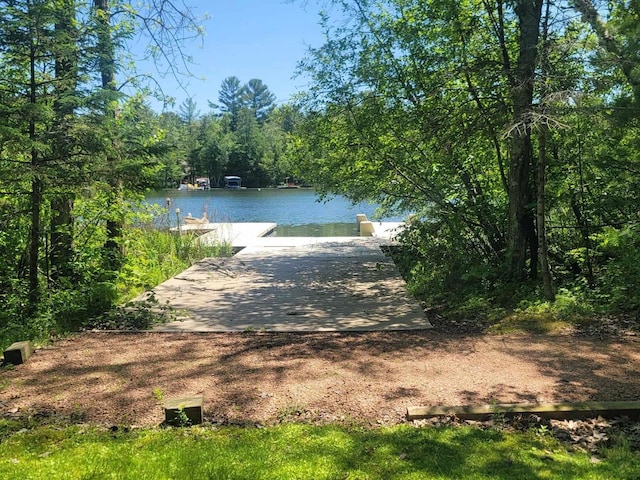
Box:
[1,331,640,427]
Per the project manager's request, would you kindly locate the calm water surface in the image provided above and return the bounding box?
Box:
[145,188,403,236]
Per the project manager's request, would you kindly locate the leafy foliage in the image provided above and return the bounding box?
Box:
[0,1,224,347]
[293,0,640,319]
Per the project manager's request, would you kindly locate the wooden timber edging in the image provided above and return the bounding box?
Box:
[164,396,204,425]
[406,401,640,421]
[2,341,34,366]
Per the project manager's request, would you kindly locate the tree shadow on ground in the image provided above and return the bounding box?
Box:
[1,331,639,427]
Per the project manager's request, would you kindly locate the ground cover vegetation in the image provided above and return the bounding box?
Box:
[293,0,640,329]
[0,419,639,479]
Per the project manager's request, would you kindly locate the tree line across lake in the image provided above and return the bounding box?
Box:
[159,77,303,190]
[2,0,640,346]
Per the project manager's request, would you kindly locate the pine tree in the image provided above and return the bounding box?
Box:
[244,78,276,122]
[218,76,245,131]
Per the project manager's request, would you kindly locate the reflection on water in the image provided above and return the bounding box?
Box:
[144,188,405,237]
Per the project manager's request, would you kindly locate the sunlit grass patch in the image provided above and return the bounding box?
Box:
[487,311,569,334]
[0,421,638,479]
[487,290,597,334]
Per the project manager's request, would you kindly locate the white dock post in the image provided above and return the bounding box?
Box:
[359,221,375,236]
[356,214,369,233]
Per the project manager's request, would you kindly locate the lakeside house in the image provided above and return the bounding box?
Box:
[224,176,242,189]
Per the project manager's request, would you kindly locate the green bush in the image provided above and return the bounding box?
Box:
[392,219,640,329]
[0,205,231,350]
[591,225,640,311]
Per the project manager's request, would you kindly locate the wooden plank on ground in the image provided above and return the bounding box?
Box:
[407,401,640,421]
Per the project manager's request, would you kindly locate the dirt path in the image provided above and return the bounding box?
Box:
[1,331,639,427]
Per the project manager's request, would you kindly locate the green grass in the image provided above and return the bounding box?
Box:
[0,421,638,479]
[117,227,233,303]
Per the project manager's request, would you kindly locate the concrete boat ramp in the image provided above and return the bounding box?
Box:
[146,222,431,332]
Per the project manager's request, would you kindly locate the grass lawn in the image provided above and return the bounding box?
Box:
[0,421,638,479]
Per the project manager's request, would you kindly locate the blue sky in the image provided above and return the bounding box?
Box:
[132,0,328,113]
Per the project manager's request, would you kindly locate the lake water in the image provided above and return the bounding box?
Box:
[144,188,404,236]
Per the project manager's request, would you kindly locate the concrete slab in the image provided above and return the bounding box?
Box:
[355,215,405,239]
[193,223,277,247]
[407,401,640,421]
[372,222,405,239]
[180,222,404,247]
[147,238,431,332]
[236,237,389,255]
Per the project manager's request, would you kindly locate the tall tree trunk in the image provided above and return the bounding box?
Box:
[537,126,555,300]
[50,0,78,280]
[94,0,123,268]
[94,0,115,91]
[50,195,74,279]
[28,33,41,312]
[29,175,42,312]
[507,0,544,280]
[570,167,595,287]
[537,0,555,301]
